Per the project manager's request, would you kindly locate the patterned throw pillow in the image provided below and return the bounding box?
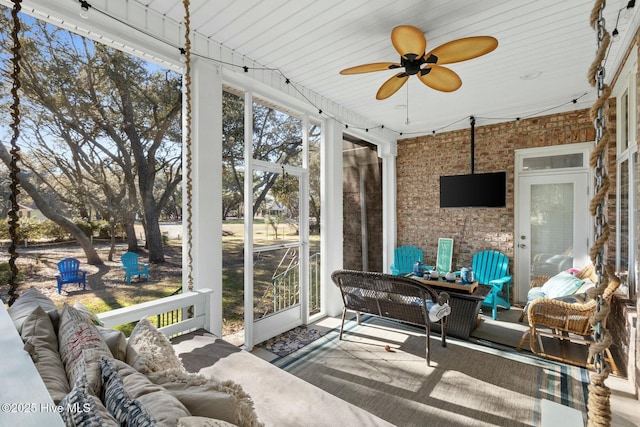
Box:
[59,374,118,426]
[101,356,156,426]
[102,356,190,426]
[58,304,113,394]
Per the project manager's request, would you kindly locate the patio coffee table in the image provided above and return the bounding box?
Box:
[411,277,490,340]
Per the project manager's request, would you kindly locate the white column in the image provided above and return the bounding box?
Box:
[185,58,223,336]
[323,119,345,317]
[379,142,398,274]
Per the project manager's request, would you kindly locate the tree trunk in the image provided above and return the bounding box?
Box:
[0,145,103,264]
[143,196,164,263]
[125,222,138,252]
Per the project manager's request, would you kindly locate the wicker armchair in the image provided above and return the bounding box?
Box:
[518,264,596,322]
[516,264,621,371]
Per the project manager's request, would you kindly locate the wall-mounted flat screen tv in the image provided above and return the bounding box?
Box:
[439,172,506,208]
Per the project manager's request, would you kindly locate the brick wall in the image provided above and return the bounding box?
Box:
[397,109,596,269]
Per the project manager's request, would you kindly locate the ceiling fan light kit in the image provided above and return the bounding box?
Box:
[340,25,498,100]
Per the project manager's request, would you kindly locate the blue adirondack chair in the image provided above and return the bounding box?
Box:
[472,250,512,320]
[121,252,150,284]
[55,258,87,294]
[390,245,428,275]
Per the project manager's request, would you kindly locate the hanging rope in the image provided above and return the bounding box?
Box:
[586,1,615,425]
[7,0,23,307]
[182,0,194,292]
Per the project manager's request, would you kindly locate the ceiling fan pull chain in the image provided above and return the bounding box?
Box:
[405,82,410,125]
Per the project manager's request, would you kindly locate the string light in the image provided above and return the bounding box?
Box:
[68,2,611,138]
[79,0,90,19]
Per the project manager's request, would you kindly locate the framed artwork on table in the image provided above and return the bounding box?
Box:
[436,238,453,275]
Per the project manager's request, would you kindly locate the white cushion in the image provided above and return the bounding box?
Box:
[126,317,184,374]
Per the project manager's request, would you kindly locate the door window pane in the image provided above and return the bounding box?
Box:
[253,246,301,320]
[523,154,583,171]
[530,183,574,277]
[251,169,301,320]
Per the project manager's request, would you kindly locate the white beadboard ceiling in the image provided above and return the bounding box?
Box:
[11,0,640,136]
[137,0,639,135]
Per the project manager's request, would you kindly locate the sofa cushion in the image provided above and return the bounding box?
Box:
[58,304,113,394]
[97,326,128,361]
[101,356,191,426]
[126,317,184,374]
[178,417,238,427]
[540,271,584,299]
[147,368,262,427]
[59,373,119,426]
[8,287,60,334]
[20,306,70,404]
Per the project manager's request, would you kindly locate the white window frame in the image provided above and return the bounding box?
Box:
[613,48,638,298]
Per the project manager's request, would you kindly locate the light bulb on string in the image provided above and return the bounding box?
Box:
[79,0,91,19]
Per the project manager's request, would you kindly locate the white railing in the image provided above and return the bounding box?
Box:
[257,252,321,319]
[97,288,214,337]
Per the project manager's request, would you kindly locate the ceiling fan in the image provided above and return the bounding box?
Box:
[340,25,498,100]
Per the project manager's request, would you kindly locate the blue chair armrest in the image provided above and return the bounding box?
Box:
[390,264,399,275]
[488,275,512,289]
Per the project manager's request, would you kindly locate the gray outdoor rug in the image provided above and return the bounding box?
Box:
[272,315,589,427]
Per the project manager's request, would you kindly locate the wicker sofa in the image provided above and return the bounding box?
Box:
[331,270,450,366]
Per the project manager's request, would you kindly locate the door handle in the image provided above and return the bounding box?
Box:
[518,244,527,249]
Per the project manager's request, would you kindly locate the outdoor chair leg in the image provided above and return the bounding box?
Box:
[425,324,431,367]
[518,311,526,322]
[517,330,529,351]
[339,307,347,340]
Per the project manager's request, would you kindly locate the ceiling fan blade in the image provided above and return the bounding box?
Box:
[376,73,409,100]
[391,25,426,60]
[340,62,402,74]
[418,65,462,92]
[424,36,498,65]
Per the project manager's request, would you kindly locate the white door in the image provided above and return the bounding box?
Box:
[247,162,309,346]
[515,172,590,302]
